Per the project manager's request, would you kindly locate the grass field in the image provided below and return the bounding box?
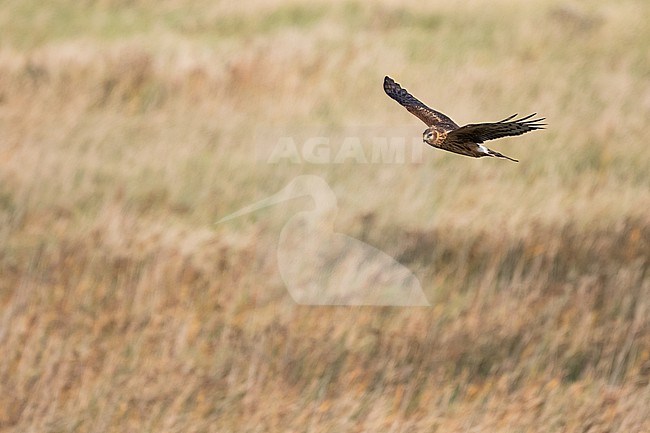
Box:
[1,0,649,431]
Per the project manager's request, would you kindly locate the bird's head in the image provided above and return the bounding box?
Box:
[423,128,438,145]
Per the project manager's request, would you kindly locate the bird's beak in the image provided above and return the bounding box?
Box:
[216,188,293,224]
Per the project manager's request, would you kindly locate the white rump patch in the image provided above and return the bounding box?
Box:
[477,144,490,154]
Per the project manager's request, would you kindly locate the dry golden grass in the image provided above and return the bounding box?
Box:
[1,0,649,432]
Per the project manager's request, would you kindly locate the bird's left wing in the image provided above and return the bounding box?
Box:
[447,113,546,142]
[383,76,458,129]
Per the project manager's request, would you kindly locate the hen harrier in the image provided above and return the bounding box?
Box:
[384,76,545,162]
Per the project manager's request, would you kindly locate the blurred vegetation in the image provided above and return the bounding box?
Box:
[0,0,649,432]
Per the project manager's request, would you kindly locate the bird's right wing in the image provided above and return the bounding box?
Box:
[447,113,546,143]
[383,76,458,129]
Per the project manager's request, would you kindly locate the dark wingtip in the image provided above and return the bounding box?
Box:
[499,113,518,123]
[383,76,401,96]
[501,113,547,125]
[515,113,536,122]
[527,116,547,130]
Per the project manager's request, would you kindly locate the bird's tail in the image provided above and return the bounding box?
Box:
[487,148,518,163]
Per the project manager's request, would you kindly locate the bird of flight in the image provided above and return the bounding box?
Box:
[384,76,545,162]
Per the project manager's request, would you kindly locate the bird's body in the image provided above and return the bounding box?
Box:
[383,76,545,162]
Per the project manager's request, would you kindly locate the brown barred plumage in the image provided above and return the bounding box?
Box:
[384,76,545,162]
